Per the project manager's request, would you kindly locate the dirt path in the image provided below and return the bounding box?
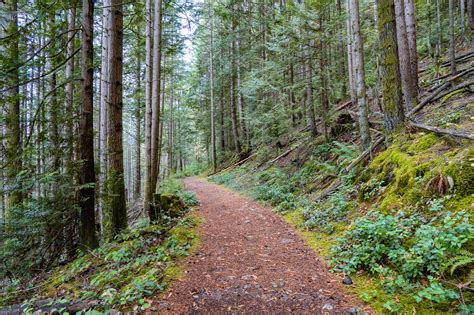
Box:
[152,177,367,314]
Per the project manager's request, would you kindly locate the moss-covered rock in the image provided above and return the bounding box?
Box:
[153,193,186,218]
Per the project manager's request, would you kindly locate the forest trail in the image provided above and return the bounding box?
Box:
[151,177,367,314]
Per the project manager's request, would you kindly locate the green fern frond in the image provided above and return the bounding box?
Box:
[443,250,474,275]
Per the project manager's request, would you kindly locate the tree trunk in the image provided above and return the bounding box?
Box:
[143,0,154,214]
[395,0,417,111]
[305,43,318,137]
[4,0,22,219]
[346,0,357,107]
[230,13,242,154]
[134,38,141,200]
[104,0,128,240]
[436,0,442,57]
[99,0,111,231]
[469,0,474,46]
[65,6,76,178]
[376,0,405,132]
[461,0,466,41]
[209,0,217,173]
[404,0,418,92]
[350,0,372,148]
[449,0,457,75]
[79,0,99,249]
[149,0,163,221]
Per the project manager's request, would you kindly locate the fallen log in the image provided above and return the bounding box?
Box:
[344,136,385,173]
[409,122,474,140]
[409,79,474,117]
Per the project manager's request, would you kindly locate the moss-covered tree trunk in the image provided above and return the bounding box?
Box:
[3,0,22,219]
[104,0,128,240]
[376,0,405,133]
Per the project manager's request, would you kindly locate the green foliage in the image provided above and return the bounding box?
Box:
[303,184,356,234]
[158,176,199,208]
[0,213,200,312]
[330,209,473,307]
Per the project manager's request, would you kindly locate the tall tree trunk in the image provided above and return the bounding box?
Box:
[149,0,163,221]
[469,0,474,47]
[4,0,21,219]
[337,0,347,99]
[449,0,457,75]
[376,0,405,133]
[65,6,76,177]
[134,41,141,200]
[350,0,372,148]
[461,0,466,41]
[346,0,357,106]
[104,0,128,240]
[168,71,174,175]
[99,0,111,231]
[395,0,417,111]
[157,55,166,180]
[143,0,153,214]
[230,13,242,154]
[436,0,442,57]
[209,0,217,173]
[404,0,418,92]
[79,0,99,249]
[305,44,318,137]
[236,18,248,150]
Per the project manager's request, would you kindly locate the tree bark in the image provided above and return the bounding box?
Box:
[395,0,417,111]
[404,0,418,91]
[469,0,474,47]
[104,0,128,240]
[134,36,141,200]
[209,0,217,173]
[143,0,154,215]
[99,0,111,231]
[3,0,22,219]
[461,0,466,41]
[376,0,405,132]
[346,0,357,107]
[149,0,163,221]
[230,12,242,154]
[305,44,318,137]
[79,0,99,249]
[65,5,76,178]
[350,0,372,148]
[449,0,457,75]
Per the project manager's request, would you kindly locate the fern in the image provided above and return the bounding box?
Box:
[443,250,474,275]
[332,141,358,167]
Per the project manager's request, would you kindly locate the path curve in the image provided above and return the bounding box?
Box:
[151,177,367,314]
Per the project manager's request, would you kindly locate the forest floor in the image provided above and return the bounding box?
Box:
[150,177,369,314]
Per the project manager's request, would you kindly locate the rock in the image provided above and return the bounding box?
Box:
[322,303,334,311]
[347,307,359,314]
[342,275,353,285]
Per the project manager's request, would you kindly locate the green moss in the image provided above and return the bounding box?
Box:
[443,148,474,196]
[407,133,438,152]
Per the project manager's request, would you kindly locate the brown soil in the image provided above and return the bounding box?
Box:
[150,177,368,314]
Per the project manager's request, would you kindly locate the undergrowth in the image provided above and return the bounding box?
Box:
[0,178,201,313]
[209,134,474,313]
